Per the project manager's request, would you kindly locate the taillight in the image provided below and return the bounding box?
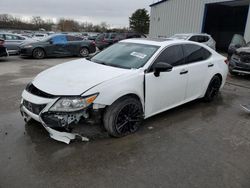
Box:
[92,41,96,46]
[224,59,229,65]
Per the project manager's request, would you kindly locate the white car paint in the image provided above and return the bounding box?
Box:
[33,59,131,96]
[20,39,228,143]
[170,33,216,50]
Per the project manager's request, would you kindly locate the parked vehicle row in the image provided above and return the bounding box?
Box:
[19,34,96,59]
[20,38,228,143]
[0,31,147,59]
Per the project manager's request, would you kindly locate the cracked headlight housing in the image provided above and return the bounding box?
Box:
[49,94,98,112]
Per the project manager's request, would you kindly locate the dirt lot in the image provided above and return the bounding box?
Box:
[0,56,250,188]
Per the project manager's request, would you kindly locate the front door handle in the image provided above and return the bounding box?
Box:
[208,63,214,67]
[180,70,188,75]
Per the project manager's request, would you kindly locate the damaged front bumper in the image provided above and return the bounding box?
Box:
[20,90,102,144]
[229,55,250,74]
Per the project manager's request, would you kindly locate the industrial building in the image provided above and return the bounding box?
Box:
[149,0,250,50]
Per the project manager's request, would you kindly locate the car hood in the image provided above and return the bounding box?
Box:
[19,39,40,46]
[32,59,131,96]
[236,47,250,54]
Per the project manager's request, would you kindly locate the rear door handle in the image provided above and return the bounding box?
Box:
[180,70,188,75]
[208,63,214,67]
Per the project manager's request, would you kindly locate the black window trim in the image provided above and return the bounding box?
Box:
[183,44,212,64]
[146,43,186,73]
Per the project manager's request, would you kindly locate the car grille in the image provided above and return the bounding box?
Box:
[240,54,250,64]
[23,100,47,115]
[26,83,56,98]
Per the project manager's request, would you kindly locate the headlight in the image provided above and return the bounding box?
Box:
[23,45,33,48]
[49,94,98,112]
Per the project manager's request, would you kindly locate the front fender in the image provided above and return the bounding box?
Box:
[82,71,145,108]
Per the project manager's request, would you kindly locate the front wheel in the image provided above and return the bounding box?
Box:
[79,47,89,57]
[32,48,45,59]
[103,96,143,137]
[203,75,222,102]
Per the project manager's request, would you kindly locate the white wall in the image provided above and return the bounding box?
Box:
[149,0,250,39]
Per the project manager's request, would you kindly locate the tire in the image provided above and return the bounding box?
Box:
[79,47,89,57]
[203,75,222,102]
[32,48,45,59]
[103,96,143,137]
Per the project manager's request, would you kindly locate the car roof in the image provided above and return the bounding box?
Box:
[121,38,204,47]
[174,33,210,36]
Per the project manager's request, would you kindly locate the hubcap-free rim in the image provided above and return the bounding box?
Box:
[80,48,89,57]
[115,103,142,135]
[209,78,221,98]
[34,49,43,58]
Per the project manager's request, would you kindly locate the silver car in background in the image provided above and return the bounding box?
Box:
[0,33,32,55]
[169,33,216,50]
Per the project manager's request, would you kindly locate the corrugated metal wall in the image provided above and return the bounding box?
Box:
[149,0,250,41]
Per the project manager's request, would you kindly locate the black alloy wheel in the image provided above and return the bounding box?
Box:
[204,75,222,102]
[32,48,45,59]
[104,97,143,137]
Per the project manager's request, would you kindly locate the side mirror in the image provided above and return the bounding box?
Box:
[153,62,173,77]
[49,40,53,44]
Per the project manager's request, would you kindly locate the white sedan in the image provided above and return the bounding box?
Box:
[20,38,228,143]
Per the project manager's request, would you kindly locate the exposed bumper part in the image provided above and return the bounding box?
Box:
[20,90,96,144]
[20,104,90,144]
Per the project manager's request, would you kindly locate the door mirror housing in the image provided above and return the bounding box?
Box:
[153,62,173,77]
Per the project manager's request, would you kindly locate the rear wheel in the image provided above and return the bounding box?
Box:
[103,96,143,137]
[79,47,89,57]
[203,75,222,102]
[32,48,45,59]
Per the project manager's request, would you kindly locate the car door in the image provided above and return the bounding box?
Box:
[145,45,188,118]
[183,44,212,101]
[66,35,82,55]
[47,35,68,56]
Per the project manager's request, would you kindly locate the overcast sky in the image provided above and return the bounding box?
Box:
[0,0,155,27]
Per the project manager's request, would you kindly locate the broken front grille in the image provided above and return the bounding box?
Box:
[240,54,250,64]
[23,100,47,115]
[26,83,55,98]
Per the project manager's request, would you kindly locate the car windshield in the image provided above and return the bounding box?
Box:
[170,34,189,40]
[91,42,159,69]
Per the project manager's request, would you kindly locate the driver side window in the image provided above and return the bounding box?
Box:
[154,45,185,67]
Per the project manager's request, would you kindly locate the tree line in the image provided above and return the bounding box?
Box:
[0,9,150,34]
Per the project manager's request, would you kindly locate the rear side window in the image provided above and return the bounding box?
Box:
[189,35,209,43]
[154,45,185,67]
[183,44,211,63]
[52,35,67,44]
[66,35,82,41]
